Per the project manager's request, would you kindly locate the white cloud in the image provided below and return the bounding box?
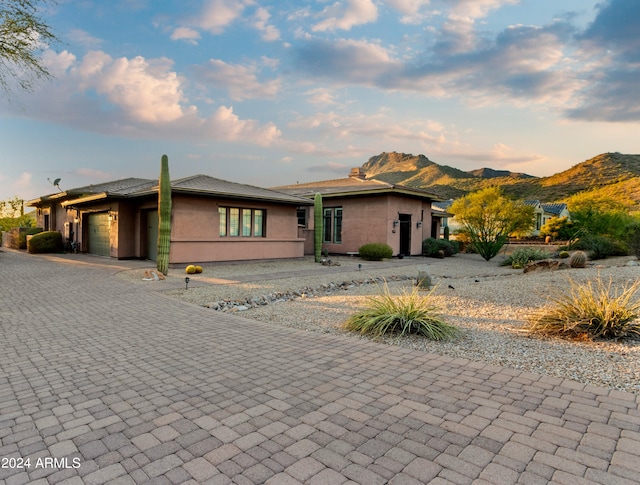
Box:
[313,0,378,32]
[92,56,186,123]
[253,7,280,41]
[197,59,281,101]
[67,29,103,48]
[305,88,338,105]
[170,27,201,44]
[14,172,32,191]
[196,0,249,34]
[203,106,281,146]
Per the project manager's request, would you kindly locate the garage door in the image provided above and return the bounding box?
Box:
[88,213,110,256]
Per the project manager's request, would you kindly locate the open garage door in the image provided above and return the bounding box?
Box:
[87,213,110,256]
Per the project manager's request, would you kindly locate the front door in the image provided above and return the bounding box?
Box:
[399,214,411,256]
[146,210,158,261]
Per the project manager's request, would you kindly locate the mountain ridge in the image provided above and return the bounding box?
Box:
[360,152,640,206]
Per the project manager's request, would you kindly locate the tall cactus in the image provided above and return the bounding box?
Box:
[314,192,323,262]
[157,154,172,275]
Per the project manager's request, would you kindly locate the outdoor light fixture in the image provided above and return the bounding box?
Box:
[393,219,399,227]
[416,221,422,228]
[185,277,190,290]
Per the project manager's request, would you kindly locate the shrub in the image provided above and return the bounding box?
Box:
[501,247,552,269]
[422,238,459,258]
[626,221,640,259]
[342,284,459,340]
[27,231,63,254]
[527,276,640,340]
[571,234,627,260]
[358,242,393,261]
[17,228,43,249]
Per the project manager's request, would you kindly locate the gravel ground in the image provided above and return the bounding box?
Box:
[118,252,640,394]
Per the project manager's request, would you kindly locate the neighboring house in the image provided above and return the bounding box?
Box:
[27,175,311,263]
[273,168,445,257]
[525,200,571,236]
[431,200,457,235]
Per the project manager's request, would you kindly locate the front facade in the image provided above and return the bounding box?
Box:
[275,168,444,257]
[28,175,311,263]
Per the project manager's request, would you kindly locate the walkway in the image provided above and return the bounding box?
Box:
[0,249,639,484]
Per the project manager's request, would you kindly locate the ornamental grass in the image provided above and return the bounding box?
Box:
[342,283,459,341]
[527,276,640,340]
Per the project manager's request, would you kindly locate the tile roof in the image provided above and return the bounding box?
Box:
[170,174,311,204]
[273,175,442,200]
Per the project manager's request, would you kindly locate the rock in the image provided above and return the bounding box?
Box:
[523,259,570,273]
[626,260,639,266]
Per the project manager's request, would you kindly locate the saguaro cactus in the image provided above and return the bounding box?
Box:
[157,154,172,275]
[314,192,323,262]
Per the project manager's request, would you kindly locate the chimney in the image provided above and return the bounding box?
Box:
[349,167,366,179]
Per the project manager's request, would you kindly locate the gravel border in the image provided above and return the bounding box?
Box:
[118,253,640,394]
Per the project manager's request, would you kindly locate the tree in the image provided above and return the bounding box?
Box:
[0,0,58,94]
[565,191,633,240]
[540,216,575,241]
[450,187,534,261]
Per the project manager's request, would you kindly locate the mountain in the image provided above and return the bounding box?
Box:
[362,152,640,207]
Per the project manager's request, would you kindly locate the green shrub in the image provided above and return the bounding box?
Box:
[422,238,459,258]
[559,250,569,259]
[342,284,459,340]
[501,247,551,269]
[527,276,640,340]
[571,234,627,260]
[358,242,393,261]
[27,231,63,254]
[626,221,640,259]
[18,227,43,249]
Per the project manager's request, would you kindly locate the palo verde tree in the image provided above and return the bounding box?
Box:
[156,154,171,275]
[0,0,59,94]
[450,186,534,261]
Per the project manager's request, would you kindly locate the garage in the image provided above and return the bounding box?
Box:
[87,213,111,256]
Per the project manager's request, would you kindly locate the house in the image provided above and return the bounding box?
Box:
[525,200,571,236]
[27,175,312,263]
[273,168,445,257]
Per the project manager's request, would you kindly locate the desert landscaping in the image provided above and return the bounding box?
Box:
[120,250,640,395]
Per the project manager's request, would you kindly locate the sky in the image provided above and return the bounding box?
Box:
[1,0,639,202]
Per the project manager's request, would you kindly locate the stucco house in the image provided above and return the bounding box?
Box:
[525,200,571,236]
[273,168,445,257]
[27,175,311,263]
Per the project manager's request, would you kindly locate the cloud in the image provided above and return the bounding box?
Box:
[170,27,201,44]
[67,29,103,48]
[566,0,640,122]
[2,49,282,146]
[195,59,281,101]
[312,0,378,32]
[307,162,350,173]
[194,0,249,34]
[294,38,398,85]
[75,168,112,180]
[252,7,280,41]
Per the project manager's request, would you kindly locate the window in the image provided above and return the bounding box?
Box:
[297,208,307,226]
[229,208,240,236]
[219,207,266,237]
[323,207,342,244]
[253,210,264,237]
[242,209,252,236]
[219,208,227,236]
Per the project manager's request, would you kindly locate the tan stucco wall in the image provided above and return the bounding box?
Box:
[313,194,434,256]
[168,195,304,263]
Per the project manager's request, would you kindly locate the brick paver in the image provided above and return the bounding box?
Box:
[1,249,639,483]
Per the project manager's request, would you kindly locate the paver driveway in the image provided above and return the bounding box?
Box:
[1,249,639,484]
